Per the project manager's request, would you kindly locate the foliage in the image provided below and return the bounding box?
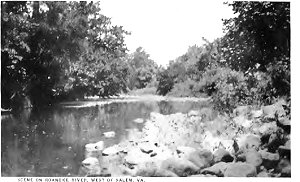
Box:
[167,79,207,97]
[1,1,129,109]
[156,38,223,97]
[128,87,157,96]
[126,47,158,90]
[158,1,290,113]
[222,1,290,72]
[156,68,174,96]
[222,1,290,100]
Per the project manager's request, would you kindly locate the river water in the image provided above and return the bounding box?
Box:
[1,96,211,176]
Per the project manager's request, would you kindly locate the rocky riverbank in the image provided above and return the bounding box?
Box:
[79,100,290,177]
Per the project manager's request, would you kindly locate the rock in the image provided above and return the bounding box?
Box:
[244,149,262,167]
[186,149,214,169]
[278,140,291,159]
[253,122,277,136]
[224,162,257,177]
[176,146,197,156]
[85,141,104,158]
[257,171,270,177]
[267,130,285,153]
[161,157,200,176]
[238,134,261,152]
[102,145,119,156]
[233,116,253,128]
[233,105,251,117]
[260,150,280,161]
[213,148,234,163]
[251,109,263,118]
[259,150,280,170]
[190,174,216,177]
[133,118,144,124]
[201,162,228,176]
[187,110,200,117]
[103,131,116,138]
[126,161,178,177]
[277,117,291,133]
[276,159,291,177]
[262,102,286,120]
[124,147,152,165]
[139,142,155,154]
[81,157,102,176]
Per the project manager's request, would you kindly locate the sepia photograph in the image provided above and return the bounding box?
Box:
[1,0,291,178]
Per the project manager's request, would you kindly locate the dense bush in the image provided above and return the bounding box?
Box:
[156,69,174,96]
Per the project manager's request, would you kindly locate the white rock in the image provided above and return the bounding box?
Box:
[81,157,101,175]
[103,131,116,138]
[233,115,252,128]
[103,145,119,156]
[251,109,263,118]
[133,118,144,123]
[85,141,104,151]
[187,110,200,117]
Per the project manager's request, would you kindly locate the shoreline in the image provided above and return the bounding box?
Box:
[59,94,212,108]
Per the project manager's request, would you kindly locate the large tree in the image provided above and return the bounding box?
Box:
[1,1,129,109]
[222,1,290,72]
[222,1,290,97]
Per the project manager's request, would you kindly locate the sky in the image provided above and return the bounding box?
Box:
[100,0,235,66]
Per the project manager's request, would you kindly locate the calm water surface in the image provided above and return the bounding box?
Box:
[1,98,210,176]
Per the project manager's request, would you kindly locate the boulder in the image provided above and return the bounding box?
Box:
[81,157,102,176]
[262,102,286,120]
[233,106,251,117]
[103,131,116,138]
[276,159,291,177]
[130,161,178,177]
[190,174,217,177]
[102,145,119,156]
[224,162,257,177]
[250,109,263,118]
[253,122,277,136]
[278,140,291,159]
[187,110,200,117]
[267,130,285,153]
[133,118,144,124]
[257,171,270,177]
[277,117,291,133]
[244,149,262,167]
[259,150,280,170]
[201,162,228,176]
[161,157,200,176]
[176,146,197,156]
[233,116,253,129]
[85,141,104,158]
[124,147,152,165]
[213,148,234,163]
[186,149,214,169]
[237,134,261,152]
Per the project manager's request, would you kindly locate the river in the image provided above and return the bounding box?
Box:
[1,95,211,176]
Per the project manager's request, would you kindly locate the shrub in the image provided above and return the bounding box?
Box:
[209,68,249,113]
[156,70,174,96]
[167,79,196,97]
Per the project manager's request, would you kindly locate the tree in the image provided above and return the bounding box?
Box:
[127,47,158,89]
[1,1,130,109]
[222,1,290,97]
[222,1,290,72]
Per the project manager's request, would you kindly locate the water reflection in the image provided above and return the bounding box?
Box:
[1,99,210,176]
